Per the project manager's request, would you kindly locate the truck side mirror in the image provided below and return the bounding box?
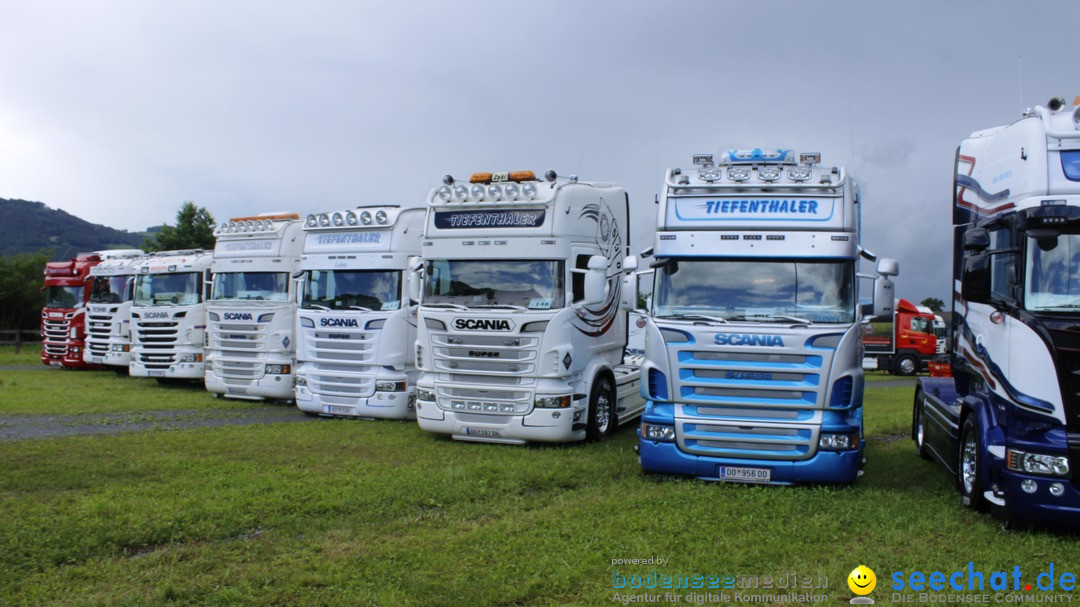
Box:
[876,257,899,277]
[963,228,990,252]
[407,269,422,304]
[961,254,991,303]
[623,255,639,273]
[872,277,895,317]
[620,271,638,310]
[583,255,607,306]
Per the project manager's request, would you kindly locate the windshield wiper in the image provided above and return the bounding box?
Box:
[306,303,331,311]
[759,314,812,325]
[348,305,374,312]
[422,302,469,311]
[472,304,529,311]
[660,313,728,324]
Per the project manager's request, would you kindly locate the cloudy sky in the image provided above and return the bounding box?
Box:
[0,0,1075,304]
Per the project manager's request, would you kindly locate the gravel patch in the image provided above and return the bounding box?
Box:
[0,407,324,442]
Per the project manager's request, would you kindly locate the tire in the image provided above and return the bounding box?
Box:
[894,354,919,376]
[958,416,987,511]
[913,390,930,460]
[586,375,616,441]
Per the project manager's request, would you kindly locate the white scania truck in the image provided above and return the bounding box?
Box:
[205,213,305,401]
[413,170,645,444]
[130,250,214,380]
[637,150,897,484]
[294,205,425,418]
[84,249,145,370]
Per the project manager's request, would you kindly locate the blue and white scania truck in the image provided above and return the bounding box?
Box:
[294,205,425,418]
[637,150,897,484]
[914,98,1080,527]
[413,170,644,444]
[205,213,305,401]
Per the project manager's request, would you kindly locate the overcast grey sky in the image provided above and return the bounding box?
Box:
[0,0,1075,304]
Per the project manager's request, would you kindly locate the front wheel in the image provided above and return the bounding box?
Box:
[586,376,616,442]
[959,416,987,511]
[913,390,930,460]
[894,354,919,376]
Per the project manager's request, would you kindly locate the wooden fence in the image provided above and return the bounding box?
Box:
[0,330,42,352]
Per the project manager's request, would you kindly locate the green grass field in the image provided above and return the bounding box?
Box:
[0,367,1075,606]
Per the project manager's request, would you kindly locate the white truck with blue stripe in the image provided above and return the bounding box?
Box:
[914,98,1080,528]
[637,150,897,484]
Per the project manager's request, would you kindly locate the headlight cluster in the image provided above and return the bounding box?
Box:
[305,210,391,229]
[642,423,675,442]
[818,433,859,451]
[179,353,203,363]
[1007,449,1070,477]
[264,364,291,374]
[376,381,407,392]
[417,388,436,402]
[534,395,571,409]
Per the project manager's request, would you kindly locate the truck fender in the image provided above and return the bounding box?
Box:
[959,394,1005,496]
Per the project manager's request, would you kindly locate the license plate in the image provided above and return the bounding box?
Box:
[718,466,771,483]
[87,356,103,364]
[326,405,353,415]
[464,427,501,438]
[49,361,61,367]
[227,387,248,395]
[148,370,165,377]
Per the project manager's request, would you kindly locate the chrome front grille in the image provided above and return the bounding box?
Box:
[133,320,179,368]
[86,310,116,356]
[428,331,540,415]
[301,326,377,398]
[208,321,268,380]
[42,318,71,356]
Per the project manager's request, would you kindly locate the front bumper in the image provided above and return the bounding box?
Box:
[996,470,1080,529]
[416,401,587,444]
[295,386,415,420]
[205,370,294,401]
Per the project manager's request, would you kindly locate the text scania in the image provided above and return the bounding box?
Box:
[715,333,784,347]
[454,319,513,331]
[705,199,820,215]
[319,318,360,328]
[223,312,253,321]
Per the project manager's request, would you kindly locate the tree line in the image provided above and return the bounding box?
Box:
[0,203,216,331]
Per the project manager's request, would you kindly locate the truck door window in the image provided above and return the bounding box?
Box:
[988,227,1015,301]
[572,254,591,303]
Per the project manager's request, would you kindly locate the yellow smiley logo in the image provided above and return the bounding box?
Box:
[847,565,877,596]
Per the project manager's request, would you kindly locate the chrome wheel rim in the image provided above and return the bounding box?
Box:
[899,357,917,375]
[596,387,612,434]
[961,432,977,495]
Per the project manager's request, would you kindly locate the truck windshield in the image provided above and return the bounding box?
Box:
[212,272,289,302]
[90,276,132,304]
[423,260,565,310]
[653,259,854,323]
[134,273,202,306]
[45,286,83,308]
[1025,233,1080,311]
[302,270,401,311]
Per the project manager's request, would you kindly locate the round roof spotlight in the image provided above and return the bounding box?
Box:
[437,185,452,202]
[1073,106,1080,129]
[375,210,388,224]
[453,184,469,201]
[318,213,330,227]
[545,170,557,182]
[522,183,538,200]
[1048,96,1066,112]
[332,212,344,226]
[360,211,372,225]
[345,211,358,226]
[487,184,503,200]
[504,183,519,200]
[470,184,486,201]
[306,214,317,227]
[442,174,455,186]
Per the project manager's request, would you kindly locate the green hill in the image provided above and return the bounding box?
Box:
[0,198,147,259]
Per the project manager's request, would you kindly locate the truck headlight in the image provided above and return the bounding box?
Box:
[642,423,675,442]
[1007,449,1070,477]
[534,395,571,408]
[376,380,406,392]
[265,364,291,375]
[417,388,436,402]
[818,433,860,451]
[295,375,307,387]
[179,353,203,363]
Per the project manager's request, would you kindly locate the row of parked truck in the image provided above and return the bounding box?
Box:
[39,98,1080,529]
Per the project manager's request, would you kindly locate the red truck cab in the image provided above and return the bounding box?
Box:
[42,252,104,369]
[863,298,938,375]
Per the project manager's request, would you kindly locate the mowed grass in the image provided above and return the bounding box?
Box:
[0,344,43,366]
[0,375,1077,606]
